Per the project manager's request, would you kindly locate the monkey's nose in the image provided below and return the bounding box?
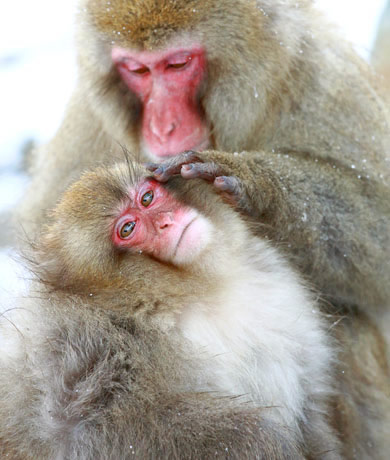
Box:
[150,118,176,142]
[155,212,174,231]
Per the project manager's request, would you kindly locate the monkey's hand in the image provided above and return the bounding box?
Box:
[145,150,257,213]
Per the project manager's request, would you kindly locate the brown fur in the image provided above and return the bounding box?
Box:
[87,0,212,48]
[331,311,390,459]
[18,0,390,315]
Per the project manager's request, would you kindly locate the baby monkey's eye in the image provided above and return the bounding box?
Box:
[120,221,136,238]
[141,190,154,207]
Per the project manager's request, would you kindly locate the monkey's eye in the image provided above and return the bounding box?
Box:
[119,221,136,238]
[167,61,188,69]
[132,66,149,75]
[141,190,154,207]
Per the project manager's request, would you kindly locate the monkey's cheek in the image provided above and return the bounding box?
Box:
[172,215,212,265]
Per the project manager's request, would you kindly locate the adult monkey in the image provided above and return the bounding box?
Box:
[21,0,390,312]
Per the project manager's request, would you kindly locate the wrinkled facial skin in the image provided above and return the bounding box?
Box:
[112,46,210,159]
[112,178,211,265]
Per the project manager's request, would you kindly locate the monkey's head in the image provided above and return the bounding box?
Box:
[77,0,310,159]
[37,160,250,304]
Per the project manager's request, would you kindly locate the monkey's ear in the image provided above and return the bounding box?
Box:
[22,221,82,293]
[22,238,67,293]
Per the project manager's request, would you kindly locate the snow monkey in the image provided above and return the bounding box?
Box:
[3,160,390,458]
[19,0,390,315]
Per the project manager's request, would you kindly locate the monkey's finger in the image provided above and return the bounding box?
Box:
[144,162,160,172]
[147,151,203,182]
[181,162,224,182]
[214,176,243,201]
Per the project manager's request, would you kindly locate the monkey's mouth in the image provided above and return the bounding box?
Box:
[173,216,198,258]
[171,214,212,265]
[189,138,210,153]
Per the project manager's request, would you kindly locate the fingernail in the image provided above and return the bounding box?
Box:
[182,164,193,171]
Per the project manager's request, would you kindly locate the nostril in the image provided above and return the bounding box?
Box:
[150,119,176,141]
[157,212,173,231]
[166,123,175,136]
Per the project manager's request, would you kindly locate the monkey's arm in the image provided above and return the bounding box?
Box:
[147,150,390,311]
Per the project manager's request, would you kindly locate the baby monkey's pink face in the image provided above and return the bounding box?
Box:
[112,178,211,265]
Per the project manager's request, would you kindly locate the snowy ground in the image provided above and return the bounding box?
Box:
[0,0,388,305]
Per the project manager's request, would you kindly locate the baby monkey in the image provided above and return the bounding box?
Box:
[1,159,340,458]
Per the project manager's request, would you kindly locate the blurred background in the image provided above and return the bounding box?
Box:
[0,0,389,303]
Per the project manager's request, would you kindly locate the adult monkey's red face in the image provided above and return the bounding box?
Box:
[82,0,249,161]
[112,46,210,158]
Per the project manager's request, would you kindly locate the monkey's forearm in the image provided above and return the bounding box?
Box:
[151,150,389,310]
[225,150,390,310]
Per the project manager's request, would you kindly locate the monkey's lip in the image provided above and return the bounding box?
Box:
[188,138,210,153]
[173,216,198,258]
[171,213,211,264]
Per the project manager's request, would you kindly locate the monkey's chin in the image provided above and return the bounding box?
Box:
[171,215,212,266]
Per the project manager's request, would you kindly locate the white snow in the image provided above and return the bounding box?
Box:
[0,0,388,303]
[0,0,77,304]
[316,0,387,59]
